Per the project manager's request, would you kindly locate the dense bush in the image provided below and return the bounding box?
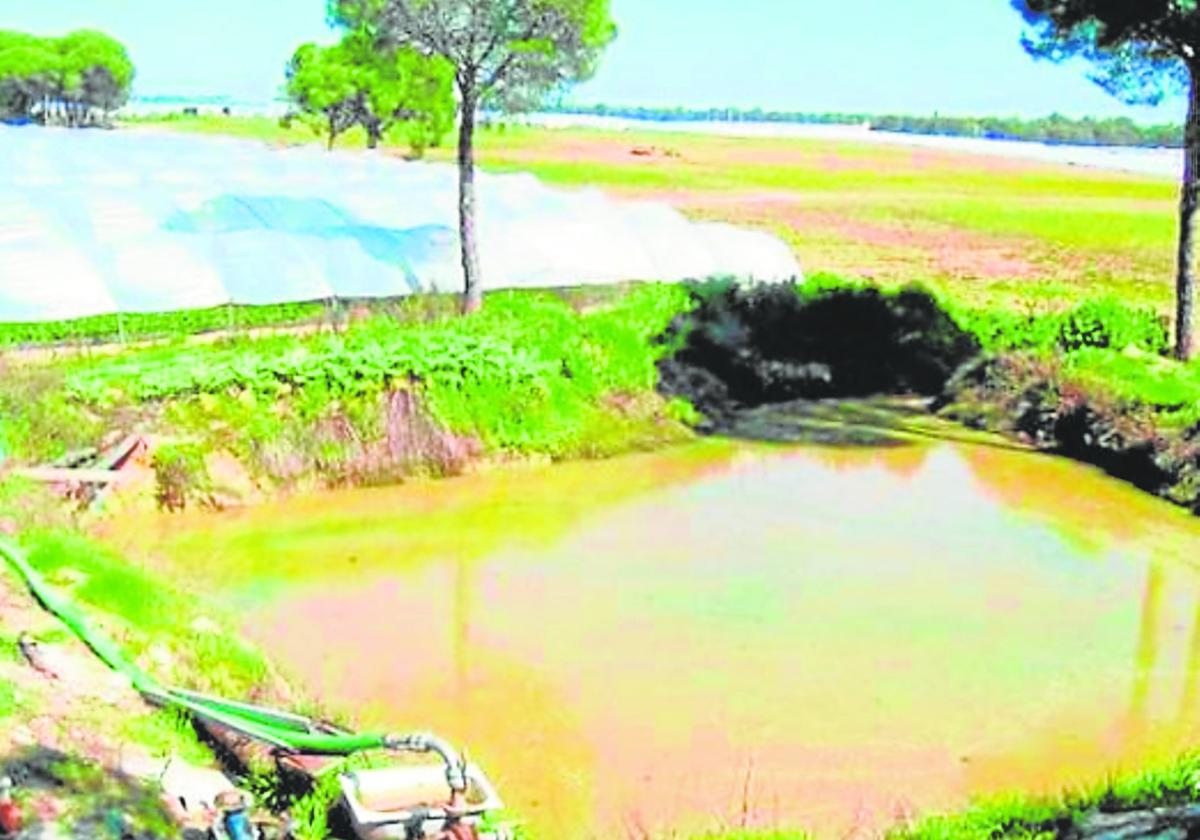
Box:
[657,279,980,423]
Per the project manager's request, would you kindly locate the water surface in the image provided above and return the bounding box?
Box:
[117,436,1200,838]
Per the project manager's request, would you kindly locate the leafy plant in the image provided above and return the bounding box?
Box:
[288,770,343,840]
[950,297,1169,355]
[152,442,213,511]
[64,286,694,469]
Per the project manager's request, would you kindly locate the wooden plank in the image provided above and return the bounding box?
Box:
[94,434,143,471]
[14,467,124,485]
[50,447,98,469]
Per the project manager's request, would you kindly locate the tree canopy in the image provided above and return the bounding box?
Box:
[330,0,616,111]
[0,30,134,127]
[284,34,454,153]
[1012,0,1200,359]
[329,0,617,311]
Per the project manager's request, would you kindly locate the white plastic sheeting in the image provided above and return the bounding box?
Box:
[0,126,802,323]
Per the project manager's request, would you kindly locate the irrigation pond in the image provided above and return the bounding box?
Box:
[107,426,1200,838]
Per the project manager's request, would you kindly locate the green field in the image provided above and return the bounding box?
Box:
[455,127,1178,313]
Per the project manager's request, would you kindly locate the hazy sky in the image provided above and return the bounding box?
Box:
[0,0,1186,121]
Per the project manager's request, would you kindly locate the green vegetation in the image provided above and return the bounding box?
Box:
[941,347,1200,512]
[1061,348,1200,426]
[891,753,1200,840]
[0,677,21,719]
[119,707,215,766]
[0,29,133,126]
[4,280,1200,838]
[152,442,213,511]
[287,771,343,840]
[0,364,102,464]
[0,300,326,348]
[17,530,271,698]
[0,286,694,492]
[948,296,1170,355]
[452,126,1179,313]
[284,33,453,152]
[686,751,1200,839]
[545,102,1182,148]
[4,99,1200,830]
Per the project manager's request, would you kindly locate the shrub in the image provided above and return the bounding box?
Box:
[951,297,1169,355]
[152,442,212,511]
[0,362,102,464]
[657,280,981,421]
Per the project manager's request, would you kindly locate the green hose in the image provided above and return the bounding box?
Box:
[0,536,390,756]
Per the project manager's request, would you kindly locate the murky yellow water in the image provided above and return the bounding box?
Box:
[115,435,1200,838]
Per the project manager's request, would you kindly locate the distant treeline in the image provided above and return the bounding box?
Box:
[0,30,134,127]
[545,103,1183,148]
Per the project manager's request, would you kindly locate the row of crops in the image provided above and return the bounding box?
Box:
[0,301,331,348]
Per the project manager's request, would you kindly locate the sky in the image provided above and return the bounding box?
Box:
[0,0,1187,122]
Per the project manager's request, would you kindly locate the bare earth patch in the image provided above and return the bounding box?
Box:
[0,579,146,764]
[673,193,1042,281]
[490,132,1071,178]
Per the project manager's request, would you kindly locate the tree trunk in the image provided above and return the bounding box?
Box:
[1175,66,1200,361]
[457,87,482,314]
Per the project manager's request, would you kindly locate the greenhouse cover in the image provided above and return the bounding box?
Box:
[0,126,802,323]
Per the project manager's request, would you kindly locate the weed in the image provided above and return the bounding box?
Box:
[287,770,343,840]
[950,297,1169,355]
[891,753,1200,839]
[0,363,102,464]
[120,708,214,766]
[152,442,213,511]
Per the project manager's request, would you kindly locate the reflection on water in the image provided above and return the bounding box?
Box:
[111,433,1200,838]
